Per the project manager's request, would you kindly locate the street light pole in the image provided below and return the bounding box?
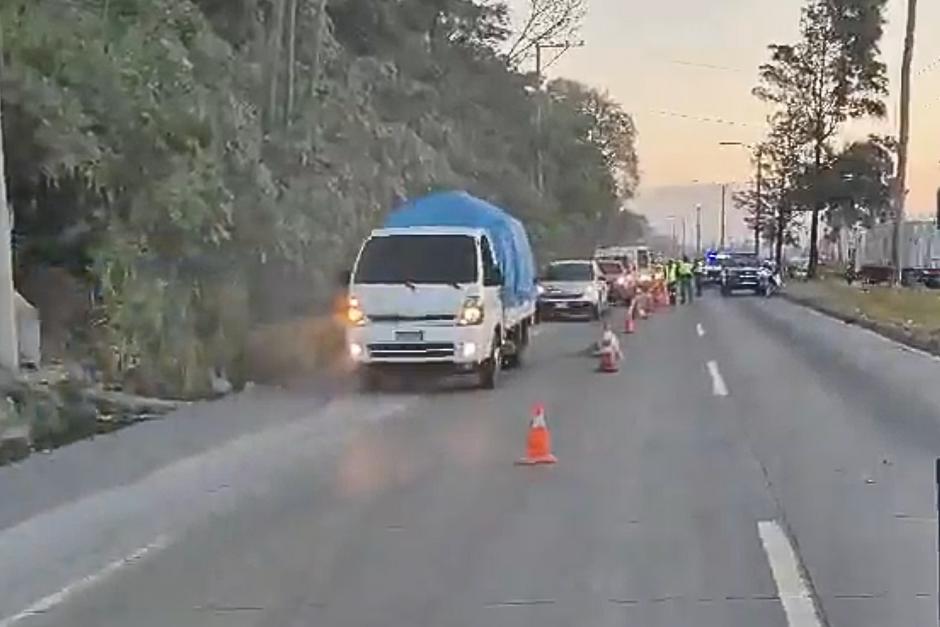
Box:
[695,204,702,255]
[681,218,687,257]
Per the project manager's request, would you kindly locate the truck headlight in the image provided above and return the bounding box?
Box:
[348,342,364,359]
[347,296,367,326]
[616,276,626,286]
[583,285,596,298]
[458,297,484,326]
[461,342,477,358]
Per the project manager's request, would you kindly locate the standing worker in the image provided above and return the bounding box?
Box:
[693,257,704,298]
[678,256,695,304]
[666,259,679,305]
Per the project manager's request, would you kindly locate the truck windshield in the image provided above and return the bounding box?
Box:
[544,263,592,281]
[355,235,478,284]
[596,261,624,275]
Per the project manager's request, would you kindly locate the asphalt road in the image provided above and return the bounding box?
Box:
[0,290,937,627]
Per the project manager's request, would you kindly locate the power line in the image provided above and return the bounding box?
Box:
[645,109,763,128]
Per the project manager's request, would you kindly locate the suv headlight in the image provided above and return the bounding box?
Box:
[458,296,484,326]
[583,285,597,299]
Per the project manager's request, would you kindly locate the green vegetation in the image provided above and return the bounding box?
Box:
[1,0,643,398]
[788,277,940,352]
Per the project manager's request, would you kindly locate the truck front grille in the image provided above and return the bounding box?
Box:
[368,343,456,359]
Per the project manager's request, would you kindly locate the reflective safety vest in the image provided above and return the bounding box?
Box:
[666,263,678,283]
[678,261,694,277]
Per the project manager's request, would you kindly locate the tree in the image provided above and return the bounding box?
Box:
[505,0,586,65]
[754,0,888,277]
[1,0,643,395]
[819,136,895,230]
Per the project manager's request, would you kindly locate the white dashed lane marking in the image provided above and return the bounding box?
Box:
[758,521,824,627]
[696,323,705,337]
[706,360,728,396]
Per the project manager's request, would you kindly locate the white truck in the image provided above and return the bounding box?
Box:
[345,191,538,390]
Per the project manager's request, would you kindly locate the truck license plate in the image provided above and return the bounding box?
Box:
[395,330,424,342]
[554,302,569,309]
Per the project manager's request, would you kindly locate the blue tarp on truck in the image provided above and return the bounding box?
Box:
[383,191,537,307]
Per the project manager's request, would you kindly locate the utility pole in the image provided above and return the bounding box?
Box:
[681,217,687,257]
[695,204,702,255]
[892,0,917,284]
[534,44,543,192]
[533,41,584,192]
[720,184,727,249]
[0,98,18,372]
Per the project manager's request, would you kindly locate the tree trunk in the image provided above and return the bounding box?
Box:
[310,0,328,99]
[284,0,298,125]
[266,0,286,131]
[0,91,19,371]
[775,205,785,269]
[892,0,917,284]
[808,140,822,278]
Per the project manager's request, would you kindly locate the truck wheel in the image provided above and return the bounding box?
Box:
[478,339,501,389]
[503,323,528,369]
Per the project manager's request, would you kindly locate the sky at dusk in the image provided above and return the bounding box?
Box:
[509,0,940,246]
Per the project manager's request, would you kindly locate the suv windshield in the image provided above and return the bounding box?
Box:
[355,235,477,284]
[543,263,593,281]
[724,255,760,268]
[636,250,651,269]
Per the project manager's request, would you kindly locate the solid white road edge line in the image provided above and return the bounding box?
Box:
[0,535,172,627]
[758,521,823,627]
[706,360,728,396]
[696,323,705,337]
[797,300,940,363]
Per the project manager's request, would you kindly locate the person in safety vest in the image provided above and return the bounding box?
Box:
[666,259,679,305]
[678,256,695,304]
[692,258,704,297]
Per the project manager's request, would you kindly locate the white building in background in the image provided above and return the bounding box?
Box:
[851,220,940,270]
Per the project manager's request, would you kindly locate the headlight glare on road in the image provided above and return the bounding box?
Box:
[458,297,484,326]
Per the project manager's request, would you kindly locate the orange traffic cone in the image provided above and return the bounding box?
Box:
[516,404,557,465]
[598,350,619,373]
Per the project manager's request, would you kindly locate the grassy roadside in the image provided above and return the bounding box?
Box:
[784,276,940,354]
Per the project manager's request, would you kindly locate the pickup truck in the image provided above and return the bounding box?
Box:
[345,191,538,390]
